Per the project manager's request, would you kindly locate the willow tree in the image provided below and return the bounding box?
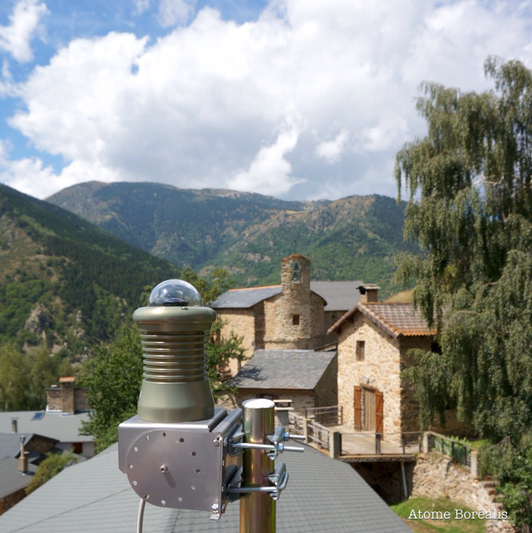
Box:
[395,57,532,441]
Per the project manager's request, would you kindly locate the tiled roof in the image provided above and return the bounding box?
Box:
[229,350,337,390]
[310,281,363,311]
[210,285,282,308]
[0,411,93,444]
[210,281,362,311]
[329,302,434,338]
[0,458,38,499]
[0,442,410,532]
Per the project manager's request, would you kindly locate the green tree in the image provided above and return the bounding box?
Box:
[25,451,78,495]
[395,56,532,441]
[79,327,143,452]
[395,57,532,529]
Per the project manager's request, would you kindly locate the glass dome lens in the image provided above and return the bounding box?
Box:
[148,279,203,307]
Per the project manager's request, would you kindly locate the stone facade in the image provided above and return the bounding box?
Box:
[337,312,404,438]
[412,454,514,533]
[215,308,255,375]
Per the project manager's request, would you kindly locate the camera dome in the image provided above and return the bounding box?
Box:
[148,279,203,307]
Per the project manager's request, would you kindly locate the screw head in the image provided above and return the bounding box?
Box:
[160,465,168,473]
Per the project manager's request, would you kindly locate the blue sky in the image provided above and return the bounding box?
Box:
[0,0,531,201]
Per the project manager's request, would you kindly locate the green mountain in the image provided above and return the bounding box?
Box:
[47,181,414,294]
[0,183,182,361]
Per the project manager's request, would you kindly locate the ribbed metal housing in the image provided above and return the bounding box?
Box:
[140,330,209,383]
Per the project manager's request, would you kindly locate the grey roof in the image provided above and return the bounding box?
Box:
[0,458,38,499]
[229,350,336,390]
[210,285,282,308]
[0,433,37,459]
[310,281,363,311]
[210,281,363,312]
[0,411,93,444]
[0,441,409,532]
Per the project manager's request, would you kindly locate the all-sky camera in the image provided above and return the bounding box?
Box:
[118,280,303,525]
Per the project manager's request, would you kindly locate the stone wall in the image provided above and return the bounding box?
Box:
[412,454,514,533]
[314,354,338,407]
[215,308,255,375]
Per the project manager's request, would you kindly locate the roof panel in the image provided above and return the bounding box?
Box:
[210,286,282,308]
[0,411,93,444]
[329,303,434,338]
[229,349,336,390]
[310,281,363,311]
[0,443,410,532]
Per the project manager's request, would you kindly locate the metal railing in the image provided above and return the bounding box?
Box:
[426,431,473,467]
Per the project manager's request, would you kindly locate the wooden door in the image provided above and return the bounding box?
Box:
[375,389,383,433]
[354,386,362,430]
[363,388,376,431]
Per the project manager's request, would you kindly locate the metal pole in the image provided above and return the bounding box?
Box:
[240,399,276,533]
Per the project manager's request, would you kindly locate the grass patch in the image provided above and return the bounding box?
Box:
[391,497,486,532]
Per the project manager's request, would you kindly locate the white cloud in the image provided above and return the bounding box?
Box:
[316,129,349,164]
[2,0,532,200]
[0,0,48,63]
[229,123,303,195]
[157,0,196,27]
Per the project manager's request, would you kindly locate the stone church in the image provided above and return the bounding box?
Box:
[210,254,364,370]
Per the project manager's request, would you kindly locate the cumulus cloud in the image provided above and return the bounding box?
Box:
[0,0,48,63]
[229,123,303,195]
[316,129,349,164]
[2,0,532,200]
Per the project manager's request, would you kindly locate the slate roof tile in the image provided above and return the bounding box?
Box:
[229,349,336,390]
[0,442,410,532]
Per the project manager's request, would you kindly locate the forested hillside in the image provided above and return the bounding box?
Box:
[0,183,183,361]
[48,182,414,293]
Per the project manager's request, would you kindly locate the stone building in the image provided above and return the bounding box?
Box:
[211,254,362,373]
[329,288,466,442]
[217,348,338,425]
[329,288,433,439]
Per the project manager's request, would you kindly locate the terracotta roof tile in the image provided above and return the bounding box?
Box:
[329,303,434,338]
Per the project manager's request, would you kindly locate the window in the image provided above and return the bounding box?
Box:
[292,314,300,325]
[356,340,365,361]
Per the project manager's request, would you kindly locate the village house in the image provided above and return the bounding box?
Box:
[218,348,338,426]
[328,287,466,443]
[210,254,362,374]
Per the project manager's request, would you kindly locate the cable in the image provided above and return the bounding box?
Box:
[137,497,146,533]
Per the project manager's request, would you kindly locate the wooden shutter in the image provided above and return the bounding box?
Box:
[354,386,362,430]
[375,389,384,434]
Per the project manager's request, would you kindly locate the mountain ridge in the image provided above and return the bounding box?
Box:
[47,181,414,293]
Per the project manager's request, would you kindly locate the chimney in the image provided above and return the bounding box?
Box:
[18,436,28,473]
[11,417,18,433]
[358,284,380,304]
[60,376,76,414]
